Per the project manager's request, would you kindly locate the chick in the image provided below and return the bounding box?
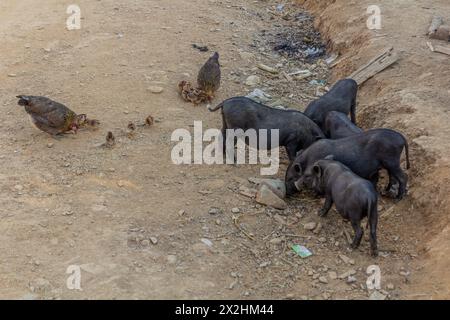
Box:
[178,80,209,105]
[197,52,221,99]
[105,131,116,148]
[17,95,86,135]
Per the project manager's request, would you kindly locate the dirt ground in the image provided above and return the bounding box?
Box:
[0,0,448,300]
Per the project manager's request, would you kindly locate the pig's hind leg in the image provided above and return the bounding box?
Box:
[350,220,364,249]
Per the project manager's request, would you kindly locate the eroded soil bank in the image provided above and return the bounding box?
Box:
[299,0,450,298]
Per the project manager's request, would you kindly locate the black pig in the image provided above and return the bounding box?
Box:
[304,79,358,128]
[209,97,325,160]
[305,157,378,257]
[323,111,363,139]
[285,128,410,198]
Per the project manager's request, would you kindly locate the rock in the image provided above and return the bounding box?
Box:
[347,276,357,284]
[167,255,177,264]
[149,237,158,245]
[319,237,327,243]
[313,222,323,234]
[369,290,387,300]
[255,185,287,210]
[238,186,258,198]
[387,283,395,290]
[47,143,54,148]
[303,222,317,231]
[231,207,240,214]
[245,75,261,86]
[148,86,164,93]
[328,271,338,280]
[319,276,328,284]
[339,254,355,265]
[249,178,286,199]
[208,207,221,215]
[339,269,357,279]
[178,209,186,216]
[141,239,150,246]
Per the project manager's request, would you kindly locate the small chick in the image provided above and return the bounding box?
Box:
[178,80,209,105]
[145,115,154,126]
[197,52,221,99]
[127,122,136,138]
[17,95,84,135]
[105,131,116,148]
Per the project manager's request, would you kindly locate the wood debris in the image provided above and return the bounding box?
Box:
[349,47,399,85]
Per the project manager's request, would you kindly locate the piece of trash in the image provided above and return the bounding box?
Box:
[325,53,339,65]
[246,89,272,103]
[201,238,213,247]
[291,244,313,258]
[309,79,326,86]
[257,63,279,74]
[192,44,209,52]
[276,4,285,12]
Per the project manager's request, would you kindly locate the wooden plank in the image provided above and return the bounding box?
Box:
[434,44,450,56]
[349,47,399,85]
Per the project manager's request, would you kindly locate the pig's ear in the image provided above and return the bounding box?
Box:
[324,154,334,160]
[296,149,304,157]
[313,164,322,177]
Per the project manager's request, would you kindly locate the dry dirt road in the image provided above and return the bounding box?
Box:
[0,0,438,299]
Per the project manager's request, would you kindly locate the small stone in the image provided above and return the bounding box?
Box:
[255,185,287,210]
[14,185,24,191]
[178,209,186,216]
[319,276,328,284]
[387,283,395,290]
[47,143,54,148]
[148,86,164,93]
[149,237,158,245]
[167,255,177,264]
[313,222,323,234]
[141,239,150,246]
[245,75,261,86]
[339,269,357,279]
[328,271,338,280]
[319,237,327,243]
[347,276,357,284]
[208,207,221,215]
[231,207,240,214]
[339,254,354,265]
[304,222,317,231]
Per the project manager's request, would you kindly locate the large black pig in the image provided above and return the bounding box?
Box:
[304,79,358,128]
[305,157,378,257]
[323,111,363,139]
[285,128,410,199]
[209,97,325,160]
